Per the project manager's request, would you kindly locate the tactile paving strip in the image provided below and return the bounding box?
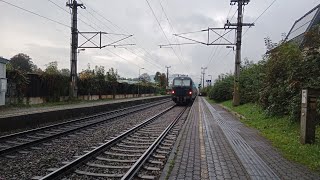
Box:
[202,98,280,180]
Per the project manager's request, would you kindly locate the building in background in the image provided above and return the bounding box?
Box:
[285,4,320,46]
[0,57,9,106]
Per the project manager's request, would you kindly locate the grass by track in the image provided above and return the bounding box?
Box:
[207,99,320,173]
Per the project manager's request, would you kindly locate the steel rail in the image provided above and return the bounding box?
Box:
[0,98,169,141]
[122,107,187,179]
[0,99,171,156]
[40,105,176,180]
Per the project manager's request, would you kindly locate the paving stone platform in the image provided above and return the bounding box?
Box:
[162,97,320,180]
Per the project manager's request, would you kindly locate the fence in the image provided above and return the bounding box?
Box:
[5,73,158,105]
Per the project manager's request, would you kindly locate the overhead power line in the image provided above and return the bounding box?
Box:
[158,0,186,66]
[48,0,100,31]
[145,0,187,70]
[58,0,160,73]
[252,0,278,24]
[48,0,70,14]
[0,0,70,28]
[80,0,176,74]
[77,0,168,72]
[206,6,237,68]
[77,1,165,69]
[243,0,277,36]
[226,6,233,20]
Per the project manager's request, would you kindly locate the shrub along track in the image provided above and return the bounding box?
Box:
[37,105,190,180]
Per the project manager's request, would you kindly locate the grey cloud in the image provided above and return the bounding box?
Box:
[0,0,319,85]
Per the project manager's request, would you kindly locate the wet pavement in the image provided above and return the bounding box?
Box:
[162,97,320,180]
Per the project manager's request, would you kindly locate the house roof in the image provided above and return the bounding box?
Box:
[285,4,320,44]
[0,57,9,64]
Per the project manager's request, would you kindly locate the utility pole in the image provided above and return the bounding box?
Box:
[67,0,85,98]
[138,67,144,97]
[226,0,254,106]
[165,66,171,88]
[159,0,253,105]
[66,0,133,99]
[201,67,207,89]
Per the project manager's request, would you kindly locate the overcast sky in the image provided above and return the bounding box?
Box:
[0,0,319,85]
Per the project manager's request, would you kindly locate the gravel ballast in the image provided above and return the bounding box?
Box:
[65,106,186,179]
[0,101,174,179]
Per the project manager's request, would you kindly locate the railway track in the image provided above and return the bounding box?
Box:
[0,99,170,156]
[37,105,189,180]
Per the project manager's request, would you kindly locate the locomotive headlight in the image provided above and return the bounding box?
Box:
[172,90,175,94]
[189,91,192,95]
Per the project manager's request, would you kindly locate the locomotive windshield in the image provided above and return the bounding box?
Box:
[173,79,191,87]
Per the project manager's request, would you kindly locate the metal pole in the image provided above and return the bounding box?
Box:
[201,67,207,89]
[71,0,78,98]
[165,66,171,88]
[138,68,140,97]
[202,72,205,88]
[232,0,244,106]
[67,0,84,99]
[200,75,202,89]
[138,67,144,97]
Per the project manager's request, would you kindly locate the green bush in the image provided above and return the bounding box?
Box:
[260,43,303,117]
[41,73,69,102]
[209,26,320,122]
[208,73,234,102]
[239,60,265,104]
[159,89,166,95]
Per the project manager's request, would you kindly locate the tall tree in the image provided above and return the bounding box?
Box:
[95,66,106,99]
[106,68,119,82]
[106,68,119,99]
[79,64,95,96]
[44,61,59,75]
[154,72,161,83]
[159,73,167,88]
[60,68,70,77]
[10,53,34,73]
[140,73,151,83]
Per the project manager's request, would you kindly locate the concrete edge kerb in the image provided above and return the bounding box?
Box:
[0,96,169,132]
[0,96,169,118]
[216,103,246,120]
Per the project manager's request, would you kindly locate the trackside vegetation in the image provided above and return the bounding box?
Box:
[208,26,320,122]
[206,26,320,172]
[5,57,160,104]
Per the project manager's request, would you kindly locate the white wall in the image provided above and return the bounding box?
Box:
[0,63,6,106]
[0,63,5,78]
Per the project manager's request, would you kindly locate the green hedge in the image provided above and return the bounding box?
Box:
[208,26,320,122]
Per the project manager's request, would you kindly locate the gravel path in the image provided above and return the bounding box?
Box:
[0,101,174,180]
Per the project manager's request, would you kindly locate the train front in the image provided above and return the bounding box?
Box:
[171,77,193,104]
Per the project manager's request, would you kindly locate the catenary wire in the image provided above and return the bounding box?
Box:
[0,0,70,28]
[78,0,168,71]
[243,0,277,36]
[145,0,188,72]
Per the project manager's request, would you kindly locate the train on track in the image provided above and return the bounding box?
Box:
[171,76,197,105]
